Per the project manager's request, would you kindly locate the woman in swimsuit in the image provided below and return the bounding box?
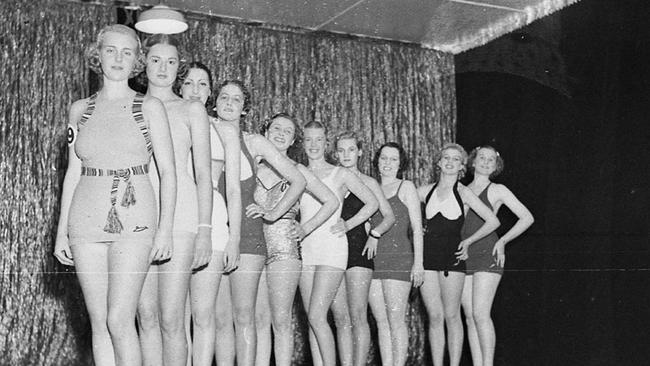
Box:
[332,132,395,366]
[215,81,306,366]
[248,113,338,366]
[136,35,213,366]
[460,146,534,366]
[298,121,378,366]
[179,62,243,366]
[53,24,177,366]
[416,143,499,366]
[367,142,424,366]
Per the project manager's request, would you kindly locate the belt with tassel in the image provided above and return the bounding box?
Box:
[81,164,149,234]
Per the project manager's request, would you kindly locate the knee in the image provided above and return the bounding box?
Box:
[444,308,462,323]
[472,309,493,326]
[192,305,215,331]
[137,304,160,331]
[271,312,293,335]
[160,308,185,334]
[307,312,327,330]
[256,308,271,329]
[333,311,351,330]
[427,310,444,328]
[348,306,368,327]
[215,309,233,331]
[233,305,255,327]
[107,310,132,340]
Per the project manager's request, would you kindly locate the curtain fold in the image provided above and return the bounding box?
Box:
[0,1,114,365]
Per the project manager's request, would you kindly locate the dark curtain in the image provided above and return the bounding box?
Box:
[0,1,115,365]
[1,2,456,365]
[455,1,648,365]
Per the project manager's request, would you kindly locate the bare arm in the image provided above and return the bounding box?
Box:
[492,184,534,246]
[250,135,306,221]
[53,100,86,265]
[401,181,424,286]
[340,169,378,231]
[188,102,213,268]
[296,164,338,236]
[417,183,435,203]
[145,96,177,261]
[215,122,241,271]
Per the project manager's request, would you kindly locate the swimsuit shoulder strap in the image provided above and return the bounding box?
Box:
[131,92,152,156]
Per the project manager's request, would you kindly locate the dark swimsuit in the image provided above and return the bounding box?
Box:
[343,192,373,270]
[423,181,466,275]
[219,132,265,256]
[462,184,503,275]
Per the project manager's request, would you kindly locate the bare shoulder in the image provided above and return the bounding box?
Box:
[489,182,513,198]
[68,98,88,125]
[186,99,206,114]
[400,179,417,192]
[361,174,379,188]
[142,94,165,112]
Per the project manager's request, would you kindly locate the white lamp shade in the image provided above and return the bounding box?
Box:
[135,5,188,34]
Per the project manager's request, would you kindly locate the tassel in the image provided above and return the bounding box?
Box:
[121,180,136,207]
[104,206,123,234]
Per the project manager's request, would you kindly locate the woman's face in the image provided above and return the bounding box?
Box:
[215,83,245,121]
[145,43,179,88]
[473,148,497,176]
[99,31,139,81]
[438,148,464,175]
[266,117,296,152]
[303,127,327,161]
[181,68,211,104]
[377,146,400,178]
[336,138,361,168]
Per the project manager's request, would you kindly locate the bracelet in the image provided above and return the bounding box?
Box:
[197,224,212,229]
[369,229,381,239]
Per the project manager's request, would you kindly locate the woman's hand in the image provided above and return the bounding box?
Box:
[410,262,424,287]
[362,237,378,259]
[455,239,470,261]
[53,235,74,266]
[192,228,212,269]
[245,203,269,219]
[291,221,307,242]
[329,218,348,237]
[150,228,173,263]
[492,240,506,267]
[223,237,240,273]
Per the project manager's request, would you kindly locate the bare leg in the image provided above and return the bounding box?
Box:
[299,265,322,366]
[382,280,411,366]
[368,279,392,366]
[255,267,272,366]
[330,279,353,366]
[420,271,445,366]
[461,275,482,366]
[158,233,195,366]
[230,254,266,366]
[472,272,502,366]
[215,275,235,366]
[345,267,372,366]
[138,266,162,366]
[307,266,344,366]
[106,239,153,366]
[267,259,301,366]
[70,243,114,366]
[184,295,192,366]
[190,251,225,366]
[439,271,465,366]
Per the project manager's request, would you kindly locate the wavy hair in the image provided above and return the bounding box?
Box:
[85,24,145,78]
[137,33,188,89]
[260,113,305,163]
[434,142,468,179]
[373,142,409,180]
[467,145,505,178]
[215,80,251,116]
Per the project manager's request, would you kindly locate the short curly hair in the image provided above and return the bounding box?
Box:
[373,142,409,180]
[334,131,363,151]
[260,113,305,163]
[215,80,251,116]
[434,142,468,179]
[467,145,505,178]
[86,24,146,78]
[137,34,188,89]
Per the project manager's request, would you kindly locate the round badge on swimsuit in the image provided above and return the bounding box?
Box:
[67,124,76,145]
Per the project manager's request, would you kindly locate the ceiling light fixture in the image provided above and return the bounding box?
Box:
[135,4,188,34]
